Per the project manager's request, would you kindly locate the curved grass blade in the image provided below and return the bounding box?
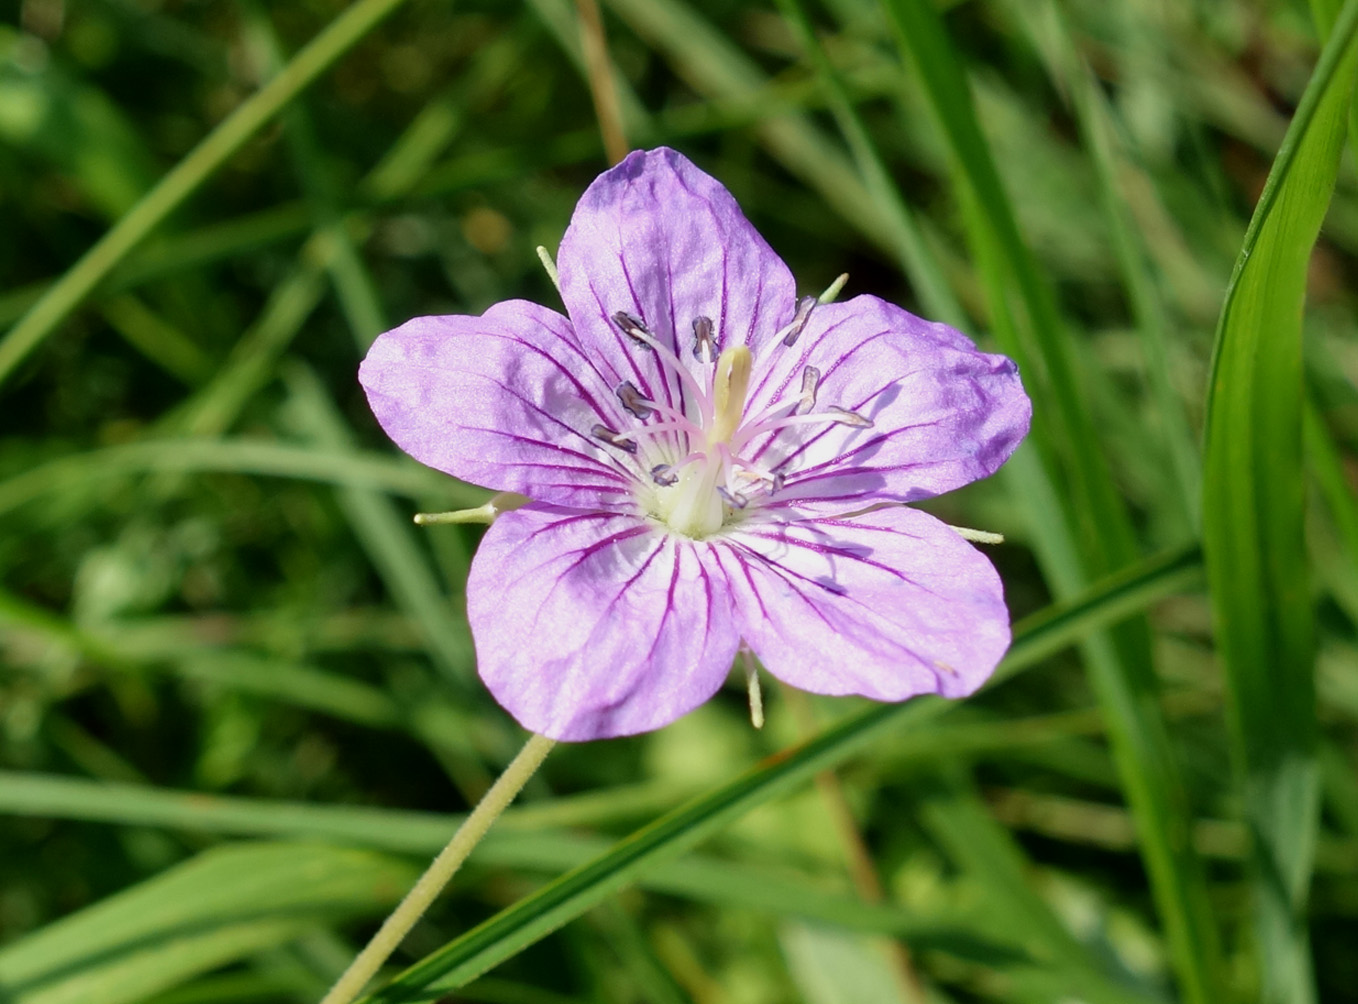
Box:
[0,0,412,390]
[1201,3,1358,1000]
[354,547,1202,1003]
[0,843,418,1004]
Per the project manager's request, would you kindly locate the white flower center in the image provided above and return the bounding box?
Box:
[589,305,871,540]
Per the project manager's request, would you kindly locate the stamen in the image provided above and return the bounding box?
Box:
[651,464,680,486]
[692,316,717,362]
[732,363,822,434]
[730,456,785,493]
[731,407,874,450]
[591,423,638,453]
[825,405,873,428]
[799,366,820,413]
[717,486,749,509]
[611,311,654,351]
[615,380,653,419]
[622,420,706,441]
[779,295,818,347]
[610,307,715,427]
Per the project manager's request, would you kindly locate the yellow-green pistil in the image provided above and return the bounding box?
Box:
[657,345,752,538]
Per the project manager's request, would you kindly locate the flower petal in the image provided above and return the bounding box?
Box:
[467,504,741,741]
[359,300,646,508]
[712,506,1010,700]
[556,147,797,421]
[744,295,1031,511]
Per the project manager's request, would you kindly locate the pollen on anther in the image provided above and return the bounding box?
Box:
[612,311,654,350]
[591,423,638,453]
[650,464,679,486]
[826,405,873,429]
[616,380,653,419]
[717,486,749,509]
[799,366,820,412]
[691,316,717,362]
[780,295,818,347]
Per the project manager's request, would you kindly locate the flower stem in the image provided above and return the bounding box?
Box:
[318,732,557,1004]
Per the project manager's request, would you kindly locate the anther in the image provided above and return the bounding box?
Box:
[826,406,873,428]
[770,472,786,493]
[650,464,679,486]
[612,311,654,350]
[691,316,717,362]
[799,366,820,413]
[780,295,818,347]
[591,423,638,453]
[717,486,749,509]
[615,380,653,419]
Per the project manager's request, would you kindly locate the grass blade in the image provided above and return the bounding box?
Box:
[0,0,412,389]
[0,843,418,1004]
[1200,2,1358,1000]
[876,3,1224,999]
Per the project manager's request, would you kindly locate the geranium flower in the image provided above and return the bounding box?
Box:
[359,147,1030,741]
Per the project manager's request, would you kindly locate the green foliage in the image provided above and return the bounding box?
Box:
[3,2,1358,1003]
[1202,4,1358,1001]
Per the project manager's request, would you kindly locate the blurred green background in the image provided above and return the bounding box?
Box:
[2,0,1358,1002]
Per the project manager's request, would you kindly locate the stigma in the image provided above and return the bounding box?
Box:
[591,305,872,539]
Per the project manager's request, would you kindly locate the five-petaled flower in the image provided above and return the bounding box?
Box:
[360,147,1031,741]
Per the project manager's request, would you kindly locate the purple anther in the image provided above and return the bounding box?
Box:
[781,295,818,347]
[616,380,653,420]
[717,486,749,509]
[612,311,654,350]
[691,316,717,361]
[591,423,638,453]
[826,405,873,429]
[799,366,820,412]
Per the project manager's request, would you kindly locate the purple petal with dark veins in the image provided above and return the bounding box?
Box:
[468,504,741,741]
[744,295,1031,511]
[712,506,1009,700]
[556,147,797,424]
[359,300,642,508]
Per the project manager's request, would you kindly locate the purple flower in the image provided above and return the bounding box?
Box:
[359,148,1031,741]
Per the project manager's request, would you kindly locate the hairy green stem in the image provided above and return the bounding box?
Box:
[319,733,557,1004]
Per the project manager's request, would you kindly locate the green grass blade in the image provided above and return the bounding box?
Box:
[0,440,482,520]
[0,0,411,389]
[876,3,1224,1000]
[1020,0,1202,531]
[602,0,895,259]
[1200,3,1358,1000]
[0,843,418,1004]
[915,772,1156,1004]
[772,0,961,325]
[283,367,478,689]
